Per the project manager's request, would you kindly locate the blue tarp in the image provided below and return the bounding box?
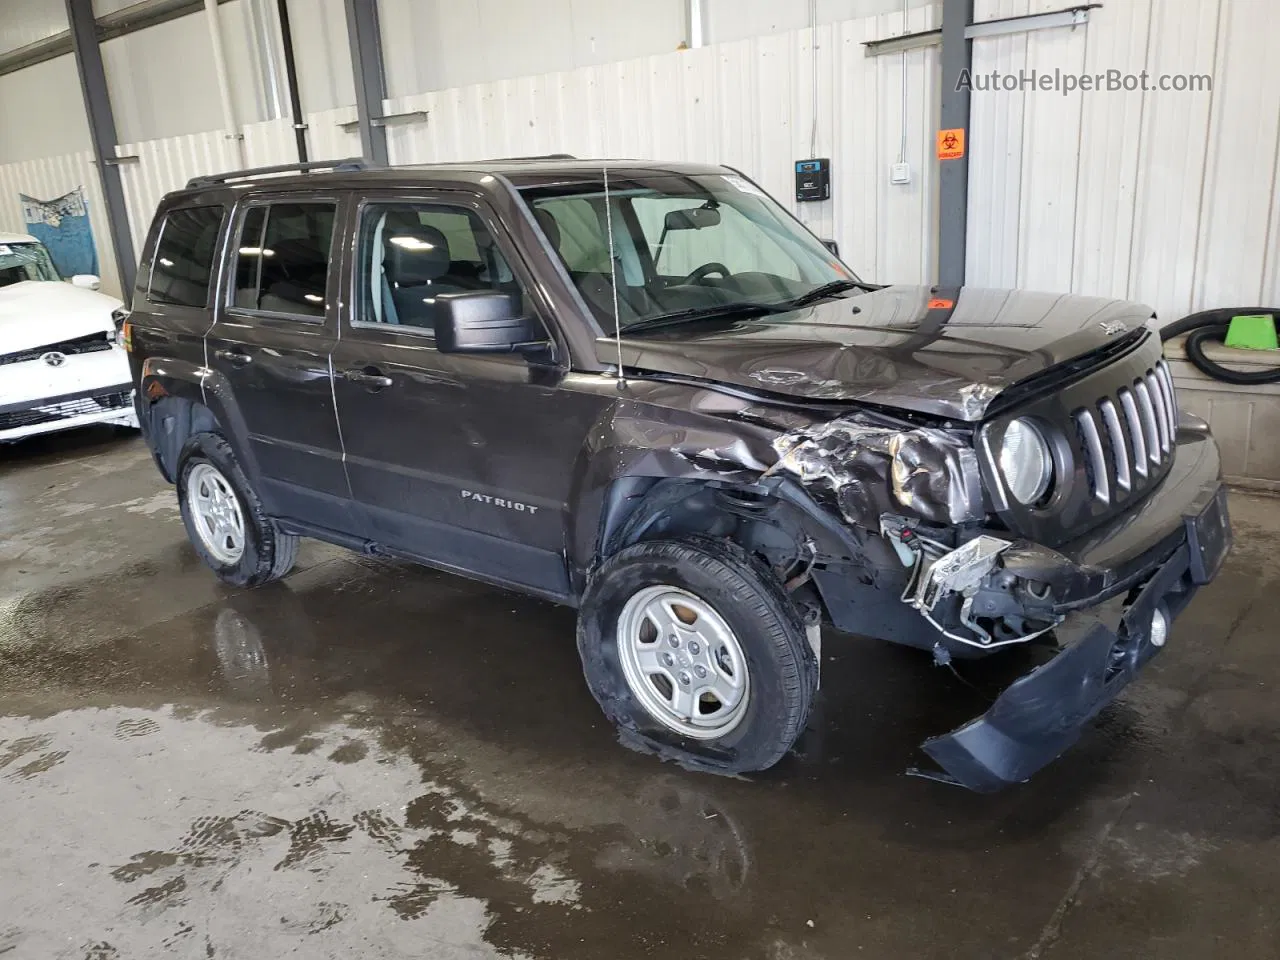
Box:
[19,188,99,278]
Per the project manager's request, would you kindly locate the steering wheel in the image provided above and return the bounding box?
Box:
[680,262,731,285]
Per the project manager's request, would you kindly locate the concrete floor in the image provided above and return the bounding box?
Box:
[1,428,1278,960]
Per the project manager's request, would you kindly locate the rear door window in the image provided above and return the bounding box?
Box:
[232,201,336,318]
[148,205,225,307]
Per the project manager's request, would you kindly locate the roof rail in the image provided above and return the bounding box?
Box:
[498,153,576,160]
[430,154,578,164]
[185,157,370,189]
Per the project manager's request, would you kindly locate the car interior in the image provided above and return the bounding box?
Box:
[528,193,811,330]
[366,205,525,329]
[232,203,334,317]
[149,206,223,307]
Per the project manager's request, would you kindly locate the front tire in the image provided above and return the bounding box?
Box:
[176,432,298,587]
[577,537,817,775]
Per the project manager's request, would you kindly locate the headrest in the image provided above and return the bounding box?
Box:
[533,208,561,251]
[384,219,450,285]
[383,209,424,234]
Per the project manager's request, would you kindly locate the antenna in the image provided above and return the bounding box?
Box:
[603,164,626,389]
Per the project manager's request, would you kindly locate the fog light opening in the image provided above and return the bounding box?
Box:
[1149,607,1169,648]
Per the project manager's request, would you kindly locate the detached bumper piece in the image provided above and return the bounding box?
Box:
[920,485,1231,792]
[882,518,1064,651]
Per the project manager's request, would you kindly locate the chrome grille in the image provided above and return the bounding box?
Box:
[1074,360,1179,505]
[1098,399,1131,493]
[0,331,114,367]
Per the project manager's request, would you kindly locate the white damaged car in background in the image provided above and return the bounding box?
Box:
[0,231,137,442]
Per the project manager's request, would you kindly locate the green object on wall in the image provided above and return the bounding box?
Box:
[1224,315,1279,350]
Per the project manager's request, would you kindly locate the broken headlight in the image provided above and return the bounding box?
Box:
[999,418,1053,505]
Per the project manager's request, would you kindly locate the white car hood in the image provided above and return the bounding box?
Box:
[0,281,122,355]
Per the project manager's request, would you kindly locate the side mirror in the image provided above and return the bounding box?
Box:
[72,274,102,291]
[821,239,840,257]
[434,291,544,353]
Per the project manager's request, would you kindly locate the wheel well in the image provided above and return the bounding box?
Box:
[599,478,817,597]
[145,395,219,482]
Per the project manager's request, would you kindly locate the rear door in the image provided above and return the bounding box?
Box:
[206,193,358,534]
[330,190,605,598]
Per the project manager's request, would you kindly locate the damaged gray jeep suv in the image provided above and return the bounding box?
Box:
[125,157,1231,791]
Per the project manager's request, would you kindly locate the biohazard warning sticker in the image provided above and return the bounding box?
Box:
[937,128,965,160]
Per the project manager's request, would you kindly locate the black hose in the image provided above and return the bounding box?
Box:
[1159,307,1280,385]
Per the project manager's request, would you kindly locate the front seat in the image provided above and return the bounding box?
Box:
[533,208,562,254]
[382,213,452,328]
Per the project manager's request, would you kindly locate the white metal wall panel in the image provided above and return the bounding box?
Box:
[1266,161,1280,310]
[100,3,274,145]
[1191,0,1280,310]
[378,0,686,100]
[965,0,1029,288]
[0,54,92,164]
[0,151,121,298]
[707,0,936,45]
[383,10,941,285]
[873,5,940,284]
[1069,0,1152,305]
[1013,6,1087,293]
[304,106,362,162]
[0,0,66,55]
[241,118,296,168]
[965,0,1280,326]
[280,0,355,115]
[115,132,242,255]
[1127,0,1222,319]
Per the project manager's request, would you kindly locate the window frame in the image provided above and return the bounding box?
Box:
[222,194,343,325]
[145,203,228,309]
[346,190,549,346]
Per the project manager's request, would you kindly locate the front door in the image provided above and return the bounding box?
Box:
[206,194,358,534]
[330,192,604,599]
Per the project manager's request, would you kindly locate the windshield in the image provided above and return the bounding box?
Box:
[522,173,857,331]
[0,241,61,288]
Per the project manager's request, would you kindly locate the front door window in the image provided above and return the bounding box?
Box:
[356,202,530,331]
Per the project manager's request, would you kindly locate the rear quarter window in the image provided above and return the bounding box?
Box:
[148,205,226,307]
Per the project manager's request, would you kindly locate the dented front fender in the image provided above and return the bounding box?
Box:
[769,414,984,527]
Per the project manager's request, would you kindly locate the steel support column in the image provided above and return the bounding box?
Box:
[64,0,137,302]
[343,0,389,166]
[277,0,309,162]
[937,0,974,287]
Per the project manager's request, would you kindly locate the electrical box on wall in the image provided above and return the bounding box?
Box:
[795,158,830,202]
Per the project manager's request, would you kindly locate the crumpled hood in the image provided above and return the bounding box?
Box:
[0,281,122,355]
[604,285,1154,421]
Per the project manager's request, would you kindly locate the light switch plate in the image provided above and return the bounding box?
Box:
[890,162,912,184]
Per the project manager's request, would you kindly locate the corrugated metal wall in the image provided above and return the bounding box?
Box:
[966,0,1280,324]
[2,0,1277,322]
[0,8,942,298]
[0,150,121,298]
[114,132,243,257]
[382,6,942,284]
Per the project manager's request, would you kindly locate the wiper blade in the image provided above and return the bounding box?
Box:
[619,300,789,335]
[786,278,872,309]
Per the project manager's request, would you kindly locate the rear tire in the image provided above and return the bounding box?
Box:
[176,432,299,587]
[577,536,817,775]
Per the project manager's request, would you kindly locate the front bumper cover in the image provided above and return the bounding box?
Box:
[0,382,137,441]
[920,482,1231,791]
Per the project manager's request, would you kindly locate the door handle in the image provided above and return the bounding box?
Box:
[214,348,252,368]
[344,367,394,390]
